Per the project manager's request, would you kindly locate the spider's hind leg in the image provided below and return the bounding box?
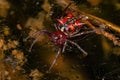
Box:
[48,48,61,72]
[24,30,52,52]
[23,30,41,42]
[28,33,42,52]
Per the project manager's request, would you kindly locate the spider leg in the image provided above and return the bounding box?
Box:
[28,33,42,52]
[48,48,61,72]
[24,30,51,41]
[82,20,96,29]
[67,39,88,55]
[24,30,52,52]
[83,20,103,34]
[70,30,95,38]
[62,41,67,53]
[23,30,41,42]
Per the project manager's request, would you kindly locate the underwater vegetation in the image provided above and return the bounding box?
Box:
[0,0,120,80]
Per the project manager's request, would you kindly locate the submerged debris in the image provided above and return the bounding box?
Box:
[3,40,19,50]
[0,0,10,17]
[0,23,27,80]
[29,69,44,80]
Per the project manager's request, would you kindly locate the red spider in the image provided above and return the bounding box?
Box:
[24,4,96,71]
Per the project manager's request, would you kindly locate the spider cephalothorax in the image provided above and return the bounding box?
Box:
[50,30,67,45]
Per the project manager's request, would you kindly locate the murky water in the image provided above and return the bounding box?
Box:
[0,0,120,80]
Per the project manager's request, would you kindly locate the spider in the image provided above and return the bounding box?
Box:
[24,4,98,71]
